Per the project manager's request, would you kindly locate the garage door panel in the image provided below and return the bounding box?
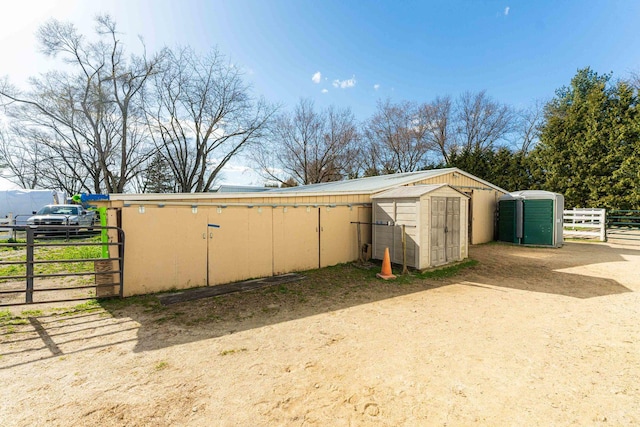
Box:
[175,208,208,289]
[208,207,250,285]
[273,207,319,274]
[122,207,207,295]
[246,209,274,279]
[320,206,357,267]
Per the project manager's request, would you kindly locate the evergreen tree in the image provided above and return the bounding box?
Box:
[143,154,176,193]
[532,68,640,209]
[447,147,533,192]
[489,148,534,192]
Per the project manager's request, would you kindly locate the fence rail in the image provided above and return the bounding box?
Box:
[607,210,640,227]
[563,208,606,241]
[0,224,124,306]
[0,216,12,240]
[606,210,640,242]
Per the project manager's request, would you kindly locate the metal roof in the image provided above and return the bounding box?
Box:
[265,167,506,195]
[371,184,447,199]
[372,184,470,199]
[500,190,563,201]
[210,185,270,193]
[107,168,507,201]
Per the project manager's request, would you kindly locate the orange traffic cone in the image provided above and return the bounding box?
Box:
[376,247,396,280]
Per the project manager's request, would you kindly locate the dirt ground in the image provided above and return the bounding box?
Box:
[1,241,639,426]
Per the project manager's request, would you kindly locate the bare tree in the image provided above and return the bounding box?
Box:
[515,100,544,153]
[0,127,4,169]
[145,47,274,192]
[0,125,44,189]
[421,95,453,164]
[253,99,358,185]
[0,15,165,193]
[629,71,640,91]
[362,99,434,174]
[455,90,514,153]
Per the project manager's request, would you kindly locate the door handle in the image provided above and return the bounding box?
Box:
[202,233,206,239]
[209,232,213,238]
[445,226,448,233]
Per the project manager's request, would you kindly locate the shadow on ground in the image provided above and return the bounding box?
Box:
[1,241,638,369]
[462,242,636,298]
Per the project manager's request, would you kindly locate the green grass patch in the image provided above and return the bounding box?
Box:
[21,309,44,317]
[42,244,102,261]
[0,263,24,279]
[54,300,103,316]
[154,361,169,371]
[0,239,104,281]
[0,310,29,328]
[277,285,290,294]
[155,311,185,323]
[414,259,479,280]
[0,238,25,251]
[100,295,162,312]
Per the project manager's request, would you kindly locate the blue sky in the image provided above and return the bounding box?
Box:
[1,0,640,187]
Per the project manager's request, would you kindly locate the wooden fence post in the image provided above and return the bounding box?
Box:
[401,224,408,275]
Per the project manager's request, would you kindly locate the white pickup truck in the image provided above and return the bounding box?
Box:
[27,204,96,234]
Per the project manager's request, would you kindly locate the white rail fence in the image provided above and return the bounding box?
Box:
[563,208,606,241]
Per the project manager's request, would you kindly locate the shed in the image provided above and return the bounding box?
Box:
[371,184,469,269]
[498,190,564,247]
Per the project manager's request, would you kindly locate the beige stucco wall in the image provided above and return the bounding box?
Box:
[115,202,362,296]
[467,189,500,244]
[121,206,207,296]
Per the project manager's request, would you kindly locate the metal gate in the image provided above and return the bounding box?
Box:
[0,225,124,307]
[606,210,640,243]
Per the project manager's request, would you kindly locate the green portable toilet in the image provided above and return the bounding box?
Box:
[497,195,523,244]
[498,190,564,247]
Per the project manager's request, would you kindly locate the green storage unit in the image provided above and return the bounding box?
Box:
[522,199,554,245]
[498,190,564,247]
[498,199,520,243]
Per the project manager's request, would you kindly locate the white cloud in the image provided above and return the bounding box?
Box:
[504,6,510,15]
[311,71,322,84]
[321,89,329,94]
[373,84,380,90]
[332,75,357,89]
